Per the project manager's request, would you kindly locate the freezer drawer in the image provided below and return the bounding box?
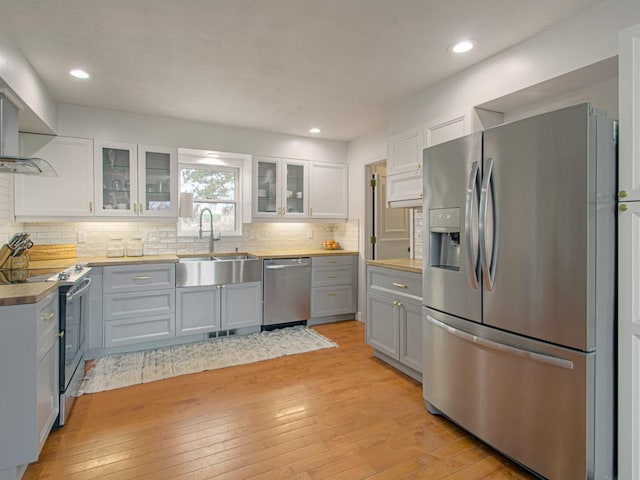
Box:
[423,308,604,480]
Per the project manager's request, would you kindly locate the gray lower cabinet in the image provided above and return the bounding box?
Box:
[0,292,59,478]
[176,285,220,336]
[366,265,422,380]
[310,255,357,319]
[176,281,262,336]
[103,263,176,347]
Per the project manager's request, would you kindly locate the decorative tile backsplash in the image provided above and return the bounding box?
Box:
[20,220,359,257]
[413,207,423,259]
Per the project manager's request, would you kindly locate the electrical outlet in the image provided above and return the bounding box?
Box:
[77,231,87,243]
[307,229,314,239]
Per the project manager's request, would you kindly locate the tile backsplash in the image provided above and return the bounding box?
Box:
[413,207,423,259]
[21,220,359,257]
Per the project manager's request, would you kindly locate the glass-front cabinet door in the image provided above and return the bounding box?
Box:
[283,160,308,218]
[138,145,177,217]
[255,158,279,217]
[253,157,308,218]
[95,141,137,216]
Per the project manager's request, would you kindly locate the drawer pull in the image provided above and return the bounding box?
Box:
[392,282,408,289]
[329,260,337,264]
[42,312,55,320]
[328,274,337,278]
[133,275,151,281]
[328,292,337,296]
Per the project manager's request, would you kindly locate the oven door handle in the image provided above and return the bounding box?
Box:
[66,277,92,304]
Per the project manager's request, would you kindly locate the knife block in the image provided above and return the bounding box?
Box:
[0,244,29,269]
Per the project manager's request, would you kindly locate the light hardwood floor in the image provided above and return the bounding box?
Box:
[25,321,537,479]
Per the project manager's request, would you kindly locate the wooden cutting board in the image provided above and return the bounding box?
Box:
[28,244,77,261]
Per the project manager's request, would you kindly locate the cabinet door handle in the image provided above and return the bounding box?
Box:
[310,207,313,216]
[140,203,143,214]
[58,331,65,338]
[89,201,93,213]
[392,282,408,289]
[133,275,151,281]
[393,301,403,307]
[42,312,55,320]
[133,203,137,214]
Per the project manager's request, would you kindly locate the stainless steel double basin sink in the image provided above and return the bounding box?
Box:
[176,254,262,287]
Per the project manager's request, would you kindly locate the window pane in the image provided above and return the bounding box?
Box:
[180,202,237,234]
[181,168,236,201]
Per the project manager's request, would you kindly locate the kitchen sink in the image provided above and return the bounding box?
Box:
[212,254,256,261]
[176,255,261,287]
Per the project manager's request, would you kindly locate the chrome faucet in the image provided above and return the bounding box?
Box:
[198,207,220,253]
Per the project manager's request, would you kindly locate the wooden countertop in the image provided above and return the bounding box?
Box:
[0,282,59,307]
[249,249,357,259]
[366,258,423,274]
[1,249,359,305]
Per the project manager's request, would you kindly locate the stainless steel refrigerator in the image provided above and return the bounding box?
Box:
[422,103,615,480]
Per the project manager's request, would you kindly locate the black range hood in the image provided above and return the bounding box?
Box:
[0,93,56,177]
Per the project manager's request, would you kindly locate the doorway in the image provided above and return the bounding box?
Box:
[365,161,410,260]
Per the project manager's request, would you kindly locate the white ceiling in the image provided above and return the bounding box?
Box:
[0,0,600,141]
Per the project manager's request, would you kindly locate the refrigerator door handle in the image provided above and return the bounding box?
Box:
[426,315,574,370]
[479,157,498,291]
[465,161,480,289]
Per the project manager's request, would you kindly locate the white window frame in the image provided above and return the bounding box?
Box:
[177,149,252,238]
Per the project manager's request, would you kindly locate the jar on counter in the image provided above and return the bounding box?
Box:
[107,237,125,258]
[126,237,144,257]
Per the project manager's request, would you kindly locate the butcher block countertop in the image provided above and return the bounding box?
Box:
[0,282,59,307]
[366,258,423,274]
[0,249,358,305]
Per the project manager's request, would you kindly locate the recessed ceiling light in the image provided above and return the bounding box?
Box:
[451,40,474,53]
[69,69,92,79]
[309,127,321,134]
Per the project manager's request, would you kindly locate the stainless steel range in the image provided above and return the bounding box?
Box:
[49,264,92,427]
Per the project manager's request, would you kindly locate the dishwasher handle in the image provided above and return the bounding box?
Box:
[265,263,310,270]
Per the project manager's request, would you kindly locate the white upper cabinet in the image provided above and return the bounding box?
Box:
[95,141,138,216]
[424,114,468,147]
[387,127,423,176]
[619,26,640,202]
[309,162,348,219]
[253,157,308,219]
[95,141,177,218]
[137,145,178,217]
[15,134,94,218]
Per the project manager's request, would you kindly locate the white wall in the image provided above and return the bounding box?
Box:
[57,105,347,163]
[390,0,638,135]
[0,23,57,133]
[345,129,386,321]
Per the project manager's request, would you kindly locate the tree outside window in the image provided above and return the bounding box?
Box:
[178,165,240,236]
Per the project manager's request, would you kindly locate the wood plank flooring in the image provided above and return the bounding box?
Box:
[25,321,537,479]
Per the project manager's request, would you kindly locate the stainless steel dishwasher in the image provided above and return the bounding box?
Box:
[263,257,311,326]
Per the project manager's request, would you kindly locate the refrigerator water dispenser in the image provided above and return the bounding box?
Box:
[429,208,461,270]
